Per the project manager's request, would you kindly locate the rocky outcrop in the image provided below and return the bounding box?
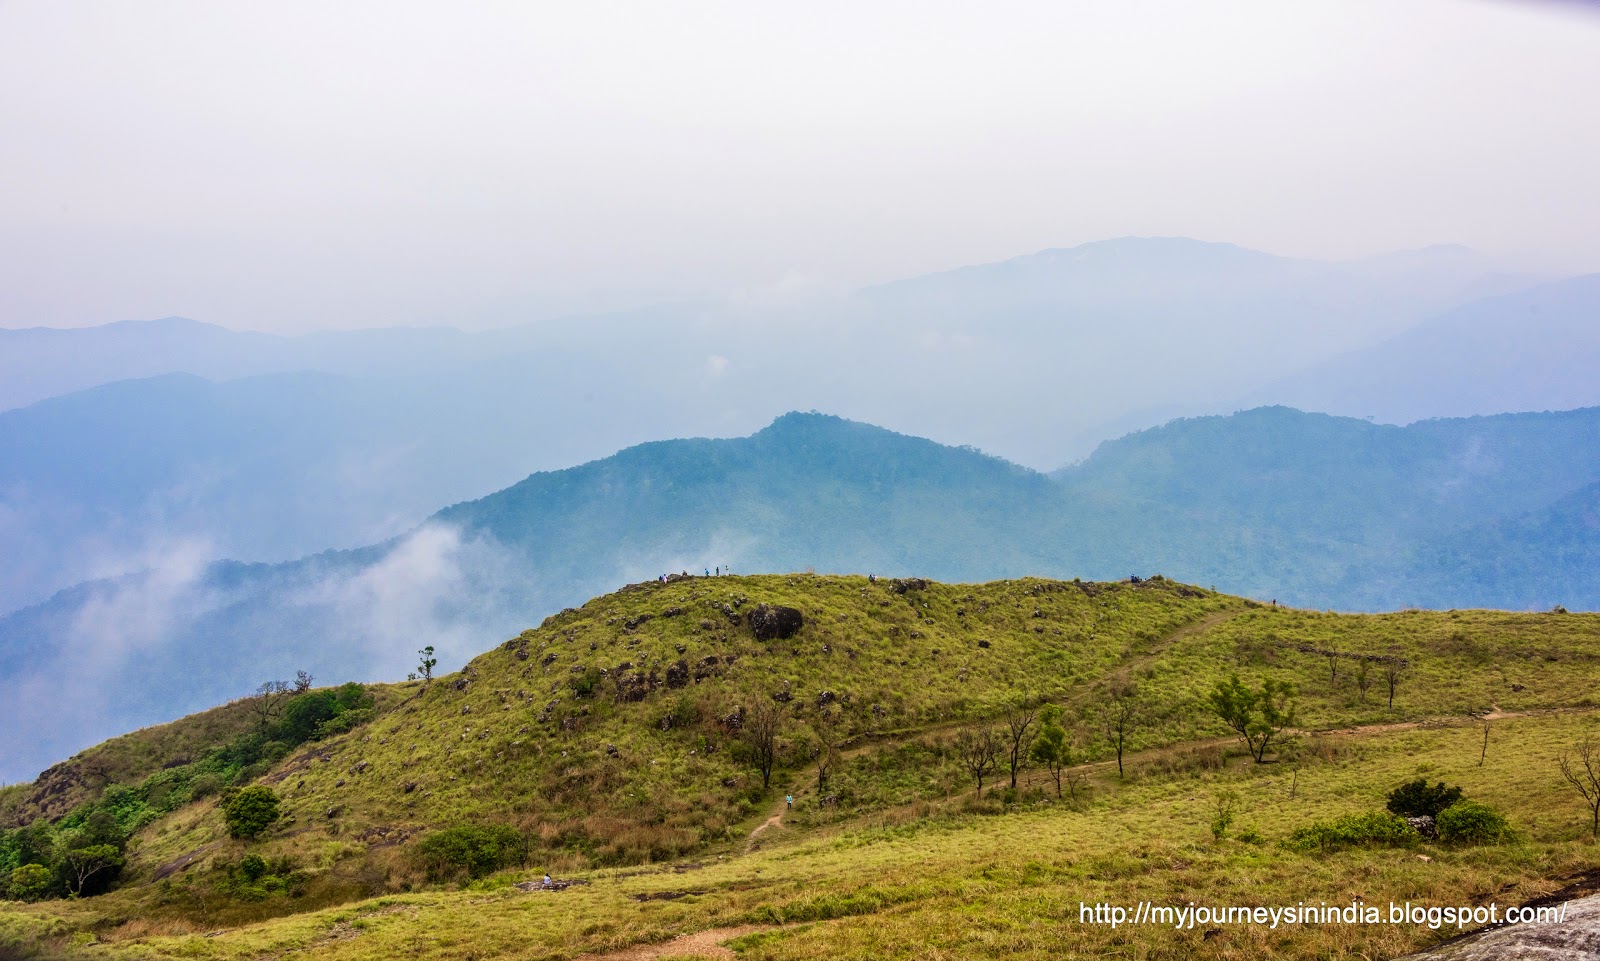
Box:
[665,660,690,688]
[749,604,804,640]
[1398,883,1600,960]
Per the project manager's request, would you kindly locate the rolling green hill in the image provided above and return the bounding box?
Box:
[5,407,1599,789]
[5,574,1600,960]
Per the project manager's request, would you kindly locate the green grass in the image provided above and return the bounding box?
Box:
[4,573,1600,960]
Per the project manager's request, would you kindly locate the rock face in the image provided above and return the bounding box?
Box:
[748,604,804,640]
[890,578,929,594]
[1397,892,1600,960]
[665,660,690,689]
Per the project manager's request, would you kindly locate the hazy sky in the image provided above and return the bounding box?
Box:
[2,0,1598,332]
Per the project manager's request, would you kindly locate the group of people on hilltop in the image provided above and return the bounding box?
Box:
[657,564,732,583]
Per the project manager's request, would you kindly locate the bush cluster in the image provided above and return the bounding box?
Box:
[1,682,373,902]
[1386,778,1463,818]
[413,824,527,881]
[0,808,129,901]
[1436,799,1514,844]
[1286,810,1416,852]
[1289,780,1514,853]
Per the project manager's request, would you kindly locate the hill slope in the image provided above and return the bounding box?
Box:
[4,574,1600,960]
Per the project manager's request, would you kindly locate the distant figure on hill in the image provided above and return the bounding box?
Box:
[715,566,720,576]
[868,573,876,584]
[543,873,551,886]
[705,567,710,576]
[786,794,793,810]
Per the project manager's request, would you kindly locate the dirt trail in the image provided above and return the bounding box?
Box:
[748,810,783,841]
[575,925,769,961]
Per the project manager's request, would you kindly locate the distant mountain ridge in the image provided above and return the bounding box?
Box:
[0,236,1557,616]
[1245,273,1600,422]
[3,406,1597,783]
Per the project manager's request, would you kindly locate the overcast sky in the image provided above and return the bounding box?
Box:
[2,0,1598,332]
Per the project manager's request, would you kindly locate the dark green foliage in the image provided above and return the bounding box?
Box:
[571,666,602,699]
[1386,778,1464,819]
[1,802,131,901]
[1286,811,1415,853]
[1436,800,1513,845]
[277,683,374,743]
[238,853,268,882]
[223,786,280,840]
[0,823,54,887]
[62,844,124,896]
[212,852,304,901]
[414,824,526,881]
[8,681,380,868]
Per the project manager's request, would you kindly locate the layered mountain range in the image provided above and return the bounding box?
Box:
[3,406,1596,783]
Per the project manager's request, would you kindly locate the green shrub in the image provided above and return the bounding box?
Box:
[188,773,225,802]
[314,707,375,740]
[222,786,280,840]
[571,667,603,700]
[1436,800,1513,845]
[1287,810,1415,852]
[413,824,526,881]
[238,854,268,882]
[1386,778,1463,818]
[7,863,54,902]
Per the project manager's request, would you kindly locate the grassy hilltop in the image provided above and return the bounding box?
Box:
[4,573,1600,960]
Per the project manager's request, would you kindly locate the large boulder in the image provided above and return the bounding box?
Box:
[1395,886,1600,960]
[749,604,804,640]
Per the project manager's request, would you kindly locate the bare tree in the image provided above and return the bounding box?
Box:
[811,722,839,794]
[1559,736,1600,839]
[1327,652,1340,686]
[251,680,290,729]
[1098,678,1141,778]
[1063,767,1090,806]
[1479,717,1491,768]
[1003,705,1038,791]
[1355,659,1372,704]
[743,700,783,791]
[956,726,1003,795]
[293,670,314,694]
[1384,659,1407,709]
